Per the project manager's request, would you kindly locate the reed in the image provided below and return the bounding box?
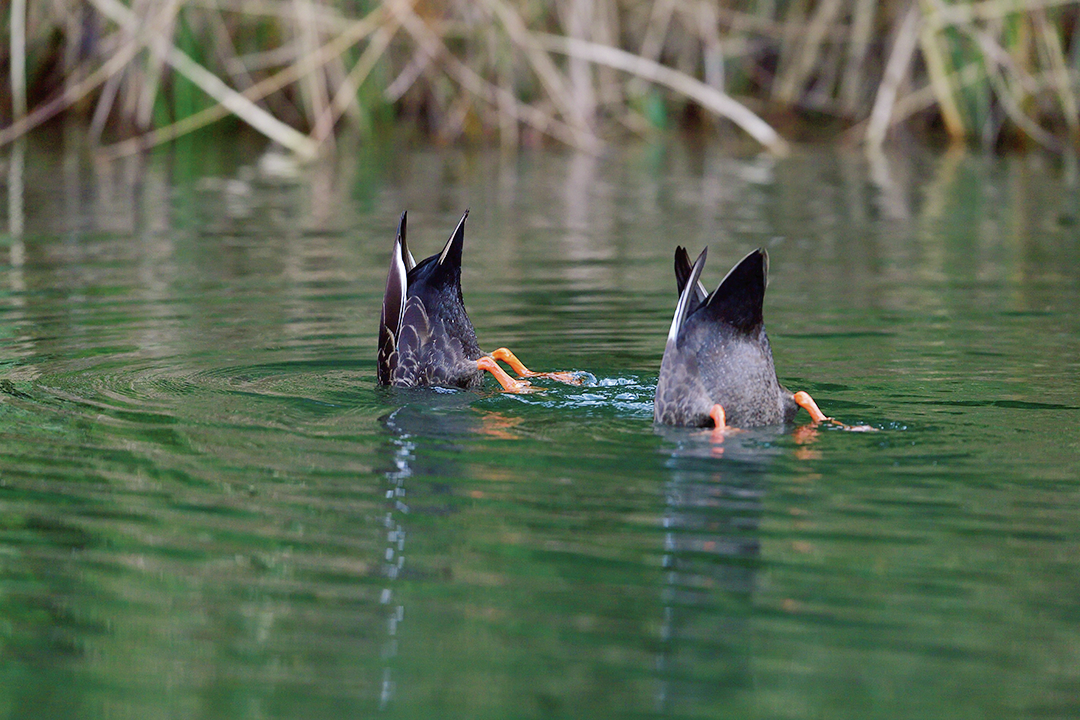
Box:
[2,0,1078,156]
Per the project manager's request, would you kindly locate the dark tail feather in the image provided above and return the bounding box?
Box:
[398,211,415,270]
[437,209,469,270]
[674,246,693,294]
[667,247,708,344]
[378,218,411,384]
[702,248,767,334]
[674,246,708,311]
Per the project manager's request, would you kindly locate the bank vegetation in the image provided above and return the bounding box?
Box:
[2,0,1079,157]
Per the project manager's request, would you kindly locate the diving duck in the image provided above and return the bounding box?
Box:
[378,210,582,392]
[654,246,830,429]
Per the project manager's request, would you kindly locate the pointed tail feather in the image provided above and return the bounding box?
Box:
[702,248,767,333]
[667,247,708,344]
[437,209,469,268]
[378,222,410,384]
[674,246,709,311]
[398,211,415,270]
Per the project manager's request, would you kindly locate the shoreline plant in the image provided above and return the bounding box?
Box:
[2,0,1078,157]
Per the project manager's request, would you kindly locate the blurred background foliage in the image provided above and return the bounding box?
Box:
[1,0,1079,156]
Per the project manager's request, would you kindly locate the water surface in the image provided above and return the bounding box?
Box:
[2,131,1079,719]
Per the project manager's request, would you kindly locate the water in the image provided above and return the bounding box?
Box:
[2,130,1079,719]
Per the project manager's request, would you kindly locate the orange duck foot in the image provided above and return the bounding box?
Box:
[488,348,588,386]
[476,356,533,393]
[709,404,730,446]
[793,390,877,431]
[793,391,830,423]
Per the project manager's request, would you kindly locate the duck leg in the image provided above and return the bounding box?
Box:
[708,404,731,447]
[477,356,533,393]
[793,390,875,431]
[488,348,586,385]
[793,391,830,423]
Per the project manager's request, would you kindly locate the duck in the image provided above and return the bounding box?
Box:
[654,246,830,429]
[378,210,582,392]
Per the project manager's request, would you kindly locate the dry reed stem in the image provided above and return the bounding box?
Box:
[295,0,330,136]
[384,47,432,103]
[90,66,122,141]
[494,57,519,153]
[1032,9,1079,139]
[919,0,967,138]
[716,5,848,41]
[189,0,347,29]
[228,42,304,74]
[639,0,676,64]
[101,4,388,157]
[892,62,986,121]
[775,0,844,104]
[840,0,877,113]
[854,60,988,142]
[138,0,180,128]
[207,8,269,117]
[311,18,400,143]
[10,0,28,120]
[88,0,178,141]
[773,0,810,102]
[928,0,1080,28]
[388,0,602,153]
[536,33,790,155]
[626,0,675,98]
[562,0,598,126]
[973,27,1063,150]
[696,2,724,92]
[946,10,1062,150]
[483,0,589,132]
[0,28,146,147]
[7,0,1080,155]
[590,0,619,103]
[88,0,320,158]
[865,2,923,150]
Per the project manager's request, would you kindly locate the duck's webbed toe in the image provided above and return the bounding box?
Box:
[488,348,587,386]
[476,356,533,393]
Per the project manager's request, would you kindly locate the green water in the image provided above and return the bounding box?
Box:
[1,131,1079,719]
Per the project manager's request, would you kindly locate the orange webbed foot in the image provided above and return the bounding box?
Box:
[793,390,877,431]
[707,404,732,447]
[477,357,533,393]
[488,348,587,386]
[709,403,727,430]
[793,391,830,424]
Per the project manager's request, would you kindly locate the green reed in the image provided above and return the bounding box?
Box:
[2,0,1078,156]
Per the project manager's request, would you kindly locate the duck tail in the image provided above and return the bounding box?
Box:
[702,248,767,334]
[674,246,709,310]
[667,247,708,344]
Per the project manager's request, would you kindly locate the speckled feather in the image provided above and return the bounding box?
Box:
[377,210,485,389]
[654,247,799,428]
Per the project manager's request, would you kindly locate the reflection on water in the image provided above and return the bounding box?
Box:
[654,429,771,715]
[378,407,413,710]
[375,395,548,708]
[2,126,1080,719]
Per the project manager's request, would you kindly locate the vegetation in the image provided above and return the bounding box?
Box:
[2,0,1079,157]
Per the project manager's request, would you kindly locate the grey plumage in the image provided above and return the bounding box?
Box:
[655,247,800,428]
